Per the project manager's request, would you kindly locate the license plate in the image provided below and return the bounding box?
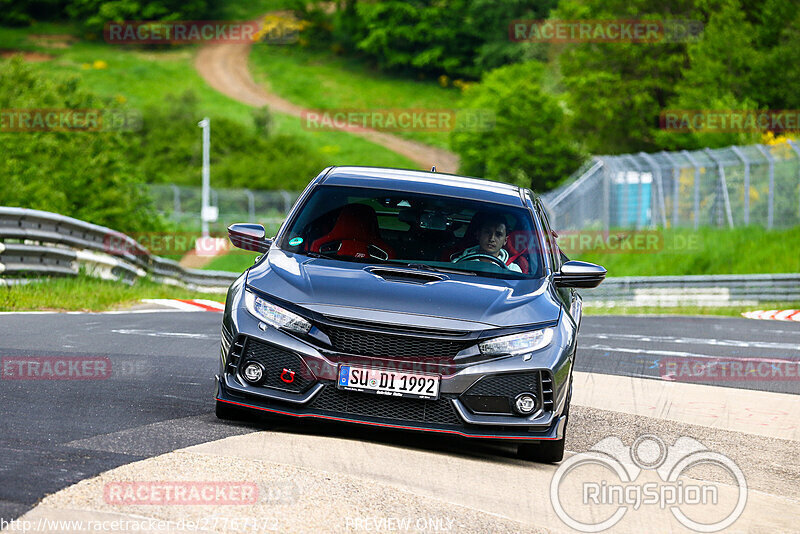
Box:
[337,365,440,400]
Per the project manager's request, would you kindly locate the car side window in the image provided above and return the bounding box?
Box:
[534,200,561,273]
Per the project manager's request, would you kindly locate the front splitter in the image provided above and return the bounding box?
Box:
[215,375,565,441]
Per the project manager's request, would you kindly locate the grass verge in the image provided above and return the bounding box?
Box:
[572,226,800,276]
[0,275,216,312]
[203,251,260,272]
[249,43,462,149]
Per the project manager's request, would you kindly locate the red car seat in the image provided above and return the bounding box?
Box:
[504,230,533,274]
[309,204,395,259]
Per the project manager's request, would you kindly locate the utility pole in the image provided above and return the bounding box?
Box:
[198,117,215,238]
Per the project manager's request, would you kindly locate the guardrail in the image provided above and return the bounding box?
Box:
[585,273,800,307]
[0,207,240,292]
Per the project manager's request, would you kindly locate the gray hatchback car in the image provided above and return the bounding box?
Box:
[215,166,605,462]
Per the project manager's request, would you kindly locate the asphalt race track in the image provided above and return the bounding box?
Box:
[1,310,799,532]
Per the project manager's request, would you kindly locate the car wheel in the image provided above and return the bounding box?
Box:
[518,382,571,463]
[215,400,246,421]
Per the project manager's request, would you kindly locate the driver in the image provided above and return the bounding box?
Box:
[451,214,522,272]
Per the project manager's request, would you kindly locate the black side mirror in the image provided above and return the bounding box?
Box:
[228,223,271,253]
[554,260,606,288]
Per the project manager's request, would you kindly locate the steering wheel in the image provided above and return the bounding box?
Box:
[454,253,507,269]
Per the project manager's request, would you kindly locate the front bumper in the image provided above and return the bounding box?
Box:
[216,374,567,441]
[215,282,575,442]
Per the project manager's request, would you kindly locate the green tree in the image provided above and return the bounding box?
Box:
[554,0,699,154]
[657,0,762,148]
[66,0,211,33]
[321,0,555,79]
[451,61,584,192]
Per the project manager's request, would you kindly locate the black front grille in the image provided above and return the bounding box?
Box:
[240,338,315,393]
[309,384,462,426]
[322,326,469,359]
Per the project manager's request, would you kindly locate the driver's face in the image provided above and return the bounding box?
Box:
[477,223,507,256]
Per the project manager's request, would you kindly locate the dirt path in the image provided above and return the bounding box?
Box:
[195,41,460,173]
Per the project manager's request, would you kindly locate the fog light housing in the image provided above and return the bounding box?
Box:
[242,362,265,384]
[514,393,537,415]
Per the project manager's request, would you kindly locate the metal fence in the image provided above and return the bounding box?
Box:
[147,185,298,231]
[542,140,800,231]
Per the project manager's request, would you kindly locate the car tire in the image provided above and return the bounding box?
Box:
[215,400,246,421]
[518,382,571,464]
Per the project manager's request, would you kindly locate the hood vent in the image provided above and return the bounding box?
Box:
[366,266,445,284]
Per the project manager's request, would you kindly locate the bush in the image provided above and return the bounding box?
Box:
[130,90,327,190]
[451,61,584,192]
[0,58,164,234]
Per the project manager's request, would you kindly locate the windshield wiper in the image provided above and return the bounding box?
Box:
[304,250,393,264]
[303,250,340,260]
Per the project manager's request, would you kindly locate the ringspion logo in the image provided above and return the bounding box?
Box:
[551,434,747,532]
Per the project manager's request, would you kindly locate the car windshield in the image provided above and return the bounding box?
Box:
[279,185,545,279]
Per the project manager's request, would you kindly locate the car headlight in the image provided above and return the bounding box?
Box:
[479,328,554,356]
[244,290,312,334]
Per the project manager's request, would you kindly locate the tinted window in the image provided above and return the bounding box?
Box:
[280,185,544,279]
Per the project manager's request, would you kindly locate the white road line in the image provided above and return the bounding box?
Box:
[583,332,800,352]
[110,329,217,339]
[584,344,800,366]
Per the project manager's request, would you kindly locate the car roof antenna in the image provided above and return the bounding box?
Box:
[431,165,436,172]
